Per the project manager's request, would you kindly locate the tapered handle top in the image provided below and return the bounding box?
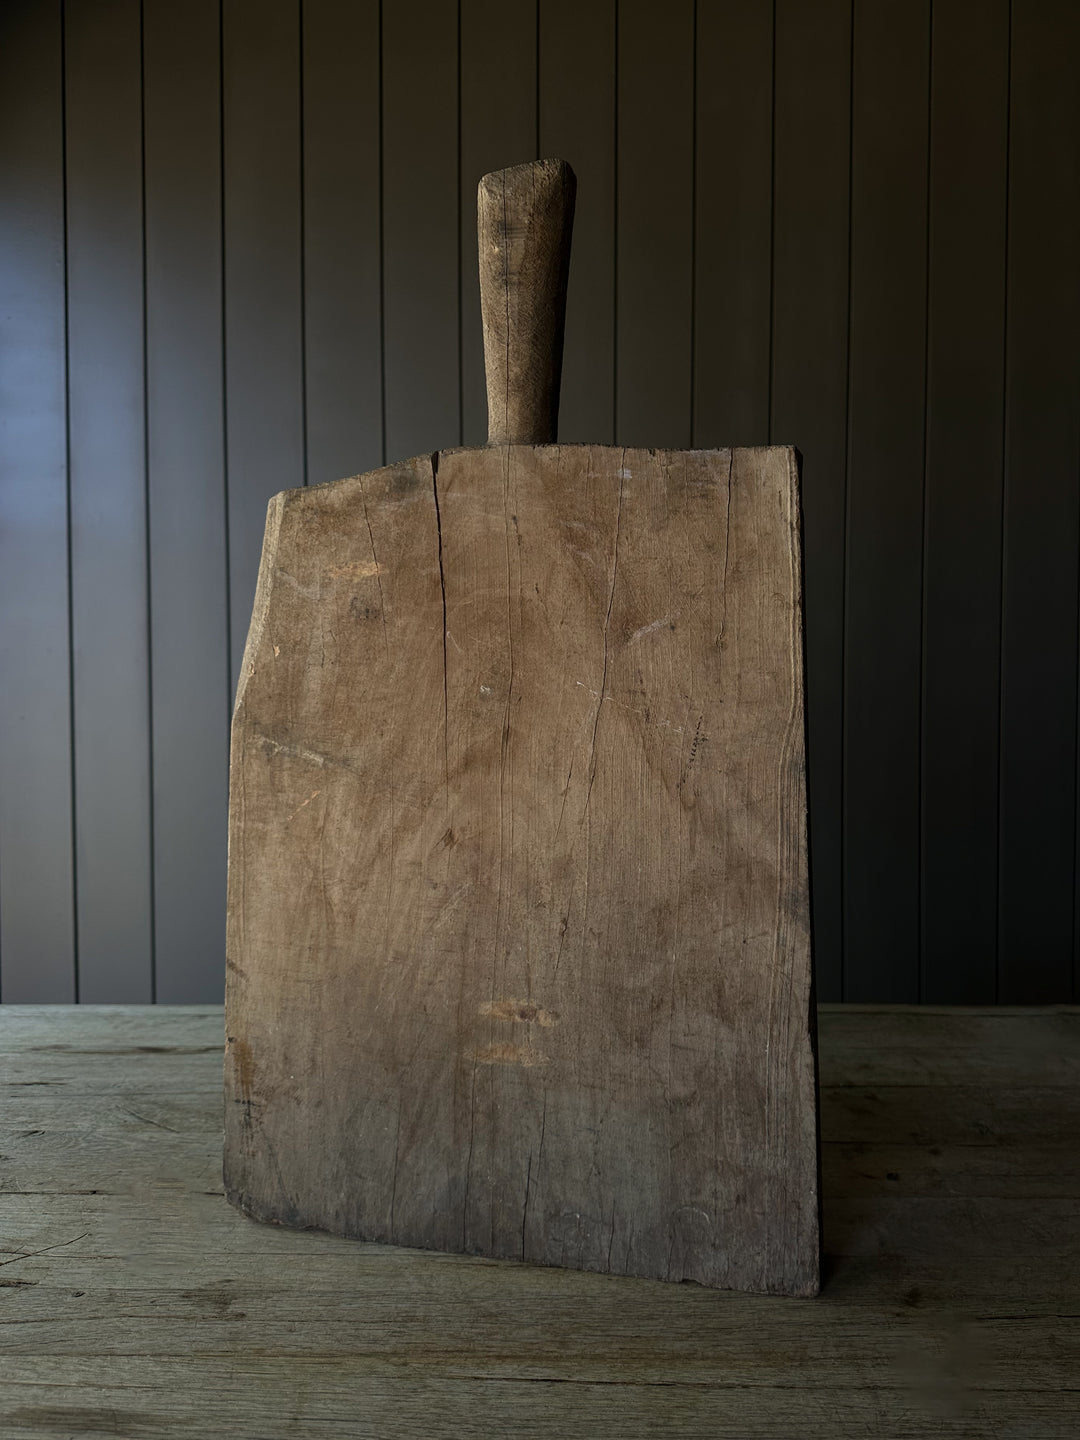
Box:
[478,158,576,446]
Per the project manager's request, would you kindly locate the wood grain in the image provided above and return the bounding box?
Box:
[478,160,575,444]
[224,443,817,1296]
[1,1005,1078,1438]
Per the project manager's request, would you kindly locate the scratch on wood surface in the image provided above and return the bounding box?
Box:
[252,732,423,812]
[432,451,450,794]
[256,735,338,771]
[0,1232,90,1269]
[628,615,673,644]
[121,1107,180,1134]
[521,1154,533,1260]
[286,789,321,822]
[581,456,624,821]
[274,568,319,601]
[327,558,384,580]
[466,1042,547,1067]
[357,470,390,662]
[574,681,685,734]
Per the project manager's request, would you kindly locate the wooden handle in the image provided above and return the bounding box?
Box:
[478,158,576,446]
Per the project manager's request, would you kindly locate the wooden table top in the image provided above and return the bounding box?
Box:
[1,1004,1078,1438]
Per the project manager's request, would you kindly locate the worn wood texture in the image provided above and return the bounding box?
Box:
[224,442,817,1296]
[2,1006,1079,1438]
[478,160,576,444]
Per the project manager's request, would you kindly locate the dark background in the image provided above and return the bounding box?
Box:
[1,0,1078,1005]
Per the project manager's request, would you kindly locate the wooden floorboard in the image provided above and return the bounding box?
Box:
[0,1005,1077,1438]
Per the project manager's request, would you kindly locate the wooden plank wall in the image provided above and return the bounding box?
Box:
[1,0,1078,1005]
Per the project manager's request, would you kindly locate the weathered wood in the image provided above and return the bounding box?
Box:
[224,443,818,1296]
[1,1006,1079,1438]
[478,159,575,444]
[3,1358,1074,1440]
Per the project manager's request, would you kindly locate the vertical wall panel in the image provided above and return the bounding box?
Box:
[223,0,305,684]
[381,0,459,462]
[615,0,694,448]
[144,0,229,1004]
[65,0,153,1002]
[920,0,1009,1004]
[0,1,76,1002]
[460,0,538,447]
[771,0,852,1004]
[539,0,615,445]
[999,0,1080,1002]
[843,0,930,1002]
[3,2,1080,1005]
[693,0,773,447]
[303,0,382,485]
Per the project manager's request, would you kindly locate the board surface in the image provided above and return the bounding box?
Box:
[224,443,819,1296]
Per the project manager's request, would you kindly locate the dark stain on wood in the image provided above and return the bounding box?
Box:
[7,1408,169,1434]
[480,999,558,1027]
[226,1036,257,1103]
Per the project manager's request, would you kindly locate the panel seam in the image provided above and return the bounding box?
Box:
[140,0,157,1001]
[996,0,1013,1005]
[767,0,777,442]
[917,0,933,1004]
[377,0,386,466]
[62,0,80,1004]
[298,0,308,485]
[839,0,855,1002]
[220,0,233,731]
